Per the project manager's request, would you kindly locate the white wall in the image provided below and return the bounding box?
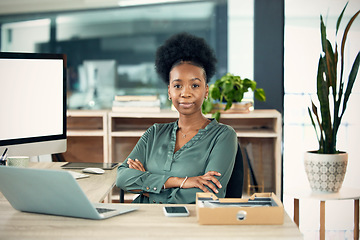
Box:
[227,0,254,79]
[0,0,120,15]
[227,0,254,102]
[1,19,50,52]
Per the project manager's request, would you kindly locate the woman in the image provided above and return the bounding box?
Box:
[116,33,237,204]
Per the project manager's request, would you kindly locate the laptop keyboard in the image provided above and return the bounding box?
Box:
[96,208,116,214]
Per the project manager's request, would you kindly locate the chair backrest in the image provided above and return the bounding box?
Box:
[225,142,244,198]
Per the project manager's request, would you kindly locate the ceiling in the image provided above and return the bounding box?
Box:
[56,1,213,24]
[0,0,196,16]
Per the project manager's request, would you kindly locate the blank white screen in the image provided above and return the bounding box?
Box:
[0,58,63,141]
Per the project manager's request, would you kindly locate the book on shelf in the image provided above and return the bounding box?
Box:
[114,95,158,102]
[112,99,160,107]
[112,106,161,112]
[112,95,161,112]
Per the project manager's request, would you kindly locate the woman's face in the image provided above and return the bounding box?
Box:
[168,63,208,116]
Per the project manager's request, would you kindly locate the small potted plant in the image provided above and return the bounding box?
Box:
[202,73,266,120]
[305,3,360,192]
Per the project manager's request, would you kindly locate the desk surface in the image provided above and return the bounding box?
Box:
[28,162,118,203]
[0,202,303,240]
[0,163,303,240]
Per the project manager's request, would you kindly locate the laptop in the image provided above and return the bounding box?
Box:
[0,166,137,220]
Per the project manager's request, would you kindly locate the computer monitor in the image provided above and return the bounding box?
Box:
[0,52,67,157]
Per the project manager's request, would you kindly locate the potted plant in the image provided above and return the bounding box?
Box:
[202,73,266,120]
[305,3,360,192]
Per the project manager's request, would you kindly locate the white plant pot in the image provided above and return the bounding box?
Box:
[304,151,348,193]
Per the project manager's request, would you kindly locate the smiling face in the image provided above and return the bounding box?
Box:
[168,62,208,116]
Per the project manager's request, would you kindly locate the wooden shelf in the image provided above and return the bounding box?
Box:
[65,110,109,163]
[108,109,282,197]
[67,110,109,117]
[65,109,282,197]
[109,110,178,119]
[236,129,278,138]
[67,130,105,137]
[110,131,145,137]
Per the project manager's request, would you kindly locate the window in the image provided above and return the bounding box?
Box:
[0,0,227,110]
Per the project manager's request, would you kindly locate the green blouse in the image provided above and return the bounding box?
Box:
[116,119,237,204]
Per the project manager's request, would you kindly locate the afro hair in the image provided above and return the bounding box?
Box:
[155,32,217,83]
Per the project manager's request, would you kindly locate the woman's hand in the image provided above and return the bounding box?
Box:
[127,158,146,172]
[126,158,149,197]
[182,171,222,193]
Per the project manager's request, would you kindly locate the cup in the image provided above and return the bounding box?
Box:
[7,156,30,168]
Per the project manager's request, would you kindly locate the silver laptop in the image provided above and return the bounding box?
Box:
[0,166,137,220]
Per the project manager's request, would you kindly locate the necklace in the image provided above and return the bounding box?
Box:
[179,128,189,138]
[179,120,210,138]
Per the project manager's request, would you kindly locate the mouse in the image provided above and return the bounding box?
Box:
[82,167,105,174]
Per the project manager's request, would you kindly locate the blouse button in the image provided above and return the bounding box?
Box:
[153,187,157,191]
[153,200,156,203]
[146,187,150,190]
[159,201,163,204]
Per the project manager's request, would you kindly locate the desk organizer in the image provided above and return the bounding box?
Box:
[196,192,284,225]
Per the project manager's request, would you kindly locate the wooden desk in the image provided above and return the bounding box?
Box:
[0,163,302,239]
[0,201,302,239]
[28,162,117,203]
[287,187,360,240]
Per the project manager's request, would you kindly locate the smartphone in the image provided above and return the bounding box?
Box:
[163,206,189,217]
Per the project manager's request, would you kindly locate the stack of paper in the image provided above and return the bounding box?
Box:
[112,95,161,112]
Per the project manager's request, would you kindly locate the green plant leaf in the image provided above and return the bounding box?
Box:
[317,56,332,153]
[212,111,221,122]
[234,75,241,82]
[320,15,328,54]
[243,78,256,91]
[341,51,360,120]
[224,90,235,103]
[234,90,244,102]
[311,101,325,153]
[336,2,348,35]
[320,17,337,102]
[214,78,222,88]
[202,99,213,114]
[254,88,266,101]
[210,86,221,100]
[339,9,360,95]
[224,101,233,111]
[311,101,323,140]
[222,80,233,94]
[308,107,320,144]
[324,39,336,91]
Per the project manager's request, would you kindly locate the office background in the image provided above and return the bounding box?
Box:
[0,0,359,239]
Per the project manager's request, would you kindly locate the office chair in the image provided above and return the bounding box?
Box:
[119,186,125,203]
[225,142,244,198]
[119,142,244,203]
